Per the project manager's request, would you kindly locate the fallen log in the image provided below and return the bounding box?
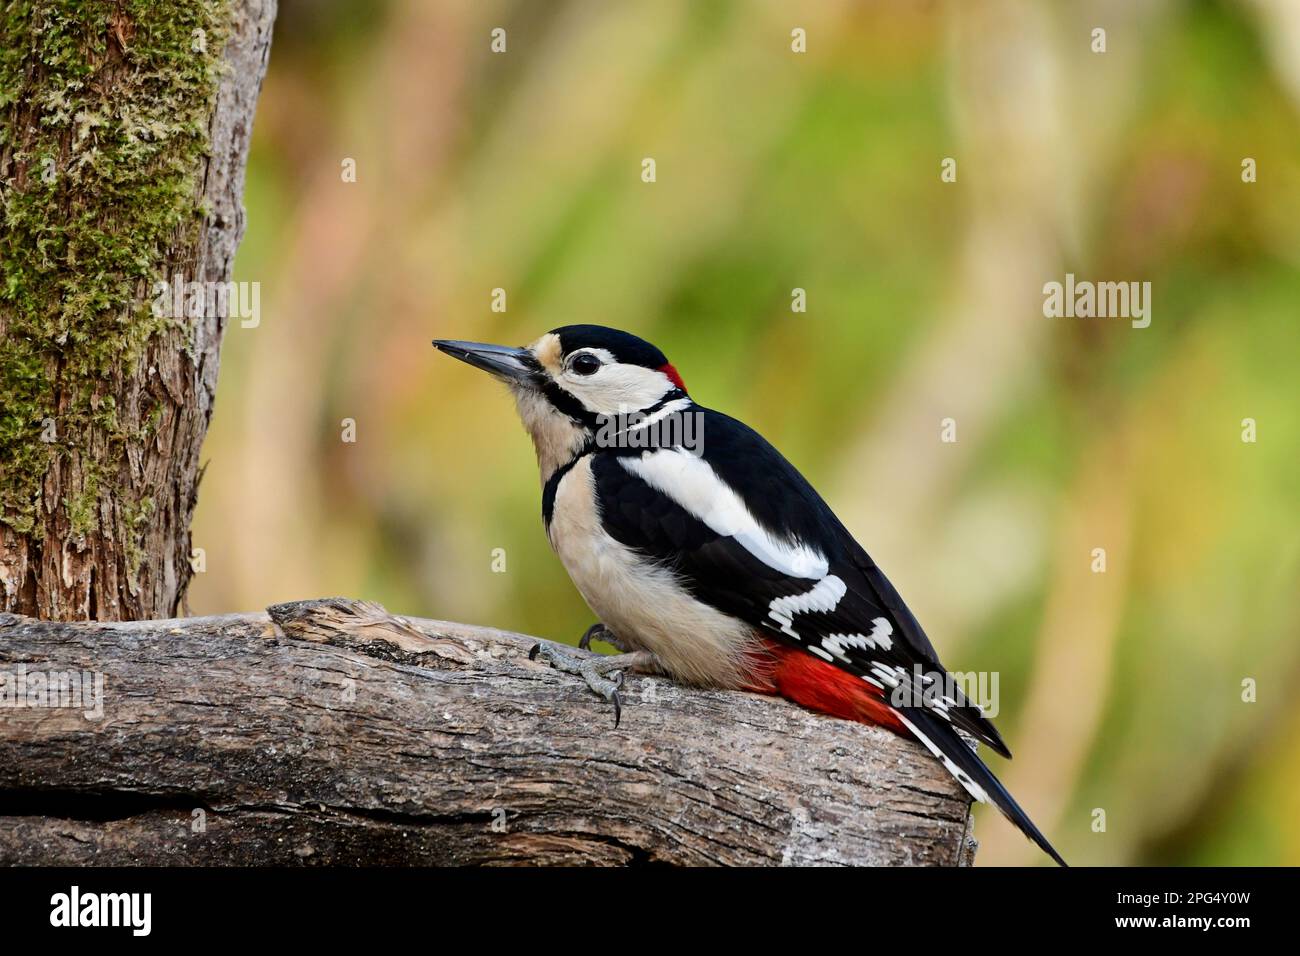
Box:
[0,598,975,865]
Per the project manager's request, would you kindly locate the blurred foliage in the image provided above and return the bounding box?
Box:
[189,0,1300,866]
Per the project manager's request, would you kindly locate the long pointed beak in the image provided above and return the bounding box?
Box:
[432,339,540,384]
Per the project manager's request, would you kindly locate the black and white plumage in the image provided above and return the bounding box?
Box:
[433,325,1066,866]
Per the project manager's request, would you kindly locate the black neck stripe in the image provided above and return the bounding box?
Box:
[540,383,687,429]
[641,389,688,416]
[541,382,600,429]
[542,443,593,527]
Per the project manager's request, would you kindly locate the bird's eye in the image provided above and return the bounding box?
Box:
[569,353,602,376]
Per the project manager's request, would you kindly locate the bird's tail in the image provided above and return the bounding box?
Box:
[753,638,1065,865]
[896,707,1067,866]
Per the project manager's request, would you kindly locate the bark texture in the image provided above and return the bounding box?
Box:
[0,598,977,865]
[0,0,276,620]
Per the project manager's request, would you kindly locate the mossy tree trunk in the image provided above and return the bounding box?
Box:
[0,0,276,620]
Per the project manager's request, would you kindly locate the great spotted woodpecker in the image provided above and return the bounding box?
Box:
[433,325,1066,866]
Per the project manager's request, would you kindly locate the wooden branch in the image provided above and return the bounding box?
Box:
[0,599,976,865]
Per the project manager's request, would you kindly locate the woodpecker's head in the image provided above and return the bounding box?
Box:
[433,325,689,479]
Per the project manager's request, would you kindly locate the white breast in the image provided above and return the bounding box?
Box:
[547,456,761,688]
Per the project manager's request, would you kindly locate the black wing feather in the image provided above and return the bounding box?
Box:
[591,408,1009,758]
[584,407,1067,863]
[901,708,1067,866]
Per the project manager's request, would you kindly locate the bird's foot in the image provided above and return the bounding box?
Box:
[578,622,629,652]
[527,642,656,728]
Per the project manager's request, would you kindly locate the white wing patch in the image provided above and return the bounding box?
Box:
[768,575,846,638]
[867,616,893,650]
[621,449,829,579]
[870,662,904,689]
[819,617,894,659]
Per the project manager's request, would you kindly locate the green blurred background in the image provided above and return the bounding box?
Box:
[189,0,1300,866]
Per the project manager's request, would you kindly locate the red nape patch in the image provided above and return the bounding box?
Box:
[658,363,687,393]
[745,638,907,735]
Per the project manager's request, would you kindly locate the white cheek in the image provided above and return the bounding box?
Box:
[566,365,674,413]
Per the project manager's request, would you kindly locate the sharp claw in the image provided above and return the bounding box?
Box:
[578,623,603,651]
[529,642,645,729]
